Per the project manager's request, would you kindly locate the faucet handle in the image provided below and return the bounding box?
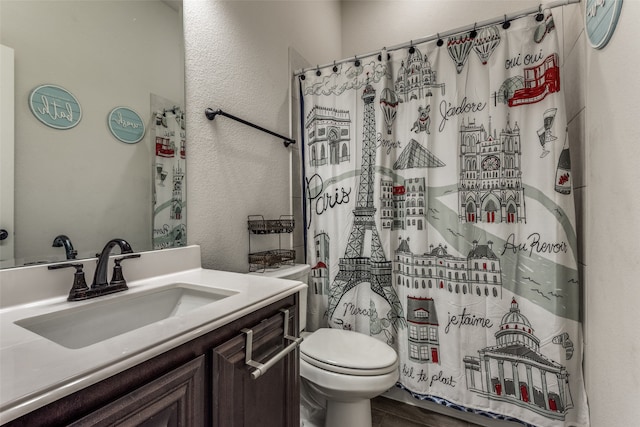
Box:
[110,254,141,287]
[115,254,142,261]
[48,263,90,301]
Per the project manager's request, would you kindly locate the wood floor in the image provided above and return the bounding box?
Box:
[371,396,483,427]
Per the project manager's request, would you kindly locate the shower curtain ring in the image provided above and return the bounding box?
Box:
[316,66,321,76]
[409,41,415,54]
[503,14,511,29]
[354,56,360,67]
[536,4,544,21]
[437,33,443,47]
[470,23,477,38]
[333,61,338,73]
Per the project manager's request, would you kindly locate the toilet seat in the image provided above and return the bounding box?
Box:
[300,328,398,376]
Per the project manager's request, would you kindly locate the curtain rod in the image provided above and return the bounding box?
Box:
[204,108,296,147]
[294,0,580,77]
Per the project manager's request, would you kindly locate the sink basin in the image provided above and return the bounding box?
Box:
[15,283,237,349]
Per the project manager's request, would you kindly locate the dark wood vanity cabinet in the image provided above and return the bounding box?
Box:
[70,356,206,427]
[213,306,300,427]
[5,294,300,427]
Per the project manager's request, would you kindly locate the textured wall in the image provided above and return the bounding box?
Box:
[184,0,341,272]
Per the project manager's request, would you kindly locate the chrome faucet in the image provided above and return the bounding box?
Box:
[92,238,134,287]
[52,234,77,260]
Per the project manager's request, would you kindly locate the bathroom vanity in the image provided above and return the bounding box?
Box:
[0,246,305,426]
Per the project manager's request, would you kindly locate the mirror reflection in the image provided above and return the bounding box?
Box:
[0,0,185,268]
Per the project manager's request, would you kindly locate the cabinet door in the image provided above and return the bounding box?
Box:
[70,355,205,427]
[212,307,300,427]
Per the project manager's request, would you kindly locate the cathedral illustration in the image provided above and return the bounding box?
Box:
[458,117,526,224]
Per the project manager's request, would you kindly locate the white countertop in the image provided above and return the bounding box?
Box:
[0,246,306,424]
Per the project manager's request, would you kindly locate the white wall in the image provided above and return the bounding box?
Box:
[184,0,341,272]
[584,1,640,426]
[340,0,539,55]
[1,1,183,263]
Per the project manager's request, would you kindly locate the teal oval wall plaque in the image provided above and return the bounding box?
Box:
[29,84,82,130]
[108,107,146,144]
[586,0,623,49]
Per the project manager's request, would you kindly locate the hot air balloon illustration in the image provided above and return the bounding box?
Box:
[447,32,475,74]
[380,88,399,135]
[473,26,501,65]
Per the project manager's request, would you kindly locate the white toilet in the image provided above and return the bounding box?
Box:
[250,264,399,427]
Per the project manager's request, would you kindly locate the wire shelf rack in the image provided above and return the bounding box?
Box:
[247,215,294,234]
[247,215,296,272]
[248,249,296,272]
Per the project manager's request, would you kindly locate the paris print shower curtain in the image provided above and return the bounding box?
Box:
[300,11,589,427]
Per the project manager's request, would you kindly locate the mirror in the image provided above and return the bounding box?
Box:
[0,0,185,268]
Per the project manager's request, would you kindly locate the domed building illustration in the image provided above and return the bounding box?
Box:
[394,46,445,102]
[463,299,573,420]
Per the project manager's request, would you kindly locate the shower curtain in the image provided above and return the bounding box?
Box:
[300,11,588,427]
[152,107,186,249]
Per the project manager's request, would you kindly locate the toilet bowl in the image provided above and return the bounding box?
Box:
[300,328,398,427]
[250,264,399,427]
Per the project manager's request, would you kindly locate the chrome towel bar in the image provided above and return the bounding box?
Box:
[242,308,303,380]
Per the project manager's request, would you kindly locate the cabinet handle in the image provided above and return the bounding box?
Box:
[241,308,303,380]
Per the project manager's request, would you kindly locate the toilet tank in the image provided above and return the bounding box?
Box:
[249,264,310,331]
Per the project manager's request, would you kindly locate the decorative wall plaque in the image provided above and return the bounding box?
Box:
[586,0,623,49]
[108,107,146,144]
[29,84,82,129]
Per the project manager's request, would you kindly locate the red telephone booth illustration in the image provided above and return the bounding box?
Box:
[431,348,439,364]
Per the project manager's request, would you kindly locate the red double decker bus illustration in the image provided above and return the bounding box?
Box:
[509,53,560,107]
[155,136,175,158]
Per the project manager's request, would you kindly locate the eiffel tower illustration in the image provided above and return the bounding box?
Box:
[327,78,405,331]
